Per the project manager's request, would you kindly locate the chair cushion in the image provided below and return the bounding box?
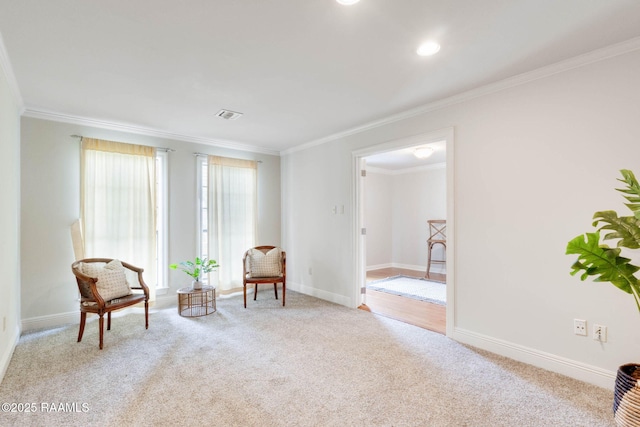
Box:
[248,248,282,278]
[86,260,132,302]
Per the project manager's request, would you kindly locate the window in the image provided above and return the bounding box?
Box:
[81,138,168,300]
[197,156,257,292]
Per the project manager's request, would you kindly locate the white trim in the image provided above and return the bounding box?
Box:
[20,304,172,333]
[0,324,19,384]
[287,281,352,307]
[22,108,280,156]
[353,127,455,315]
[283,36,640,156]
[152,295,177,310]
[21,311,78,331]
[450,327,617,390]
[0,29,24,111]
[365,263,445,275]
[366,263,393,271]
[367,162,446,176]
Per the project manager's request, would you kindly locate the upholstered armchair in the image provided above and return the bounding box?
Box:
[71,258,149,349]
[242,246,286,308]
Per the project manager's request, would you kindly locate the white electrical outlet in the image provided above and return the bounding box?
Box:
[593,324,607,342]
[574,319,587,336]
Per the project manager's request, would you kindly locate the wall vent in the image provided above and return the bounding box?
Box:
[216,109,243,120]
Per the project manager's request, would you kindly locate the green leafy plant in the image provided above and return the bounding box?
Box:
[170,257,219,281]
[566,169,640,312]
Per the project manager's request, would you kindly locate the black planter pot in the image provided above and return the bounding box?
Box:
[614,363,640,426]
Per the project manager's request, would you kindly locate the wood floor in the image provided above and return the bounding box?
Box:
[360,267,446,334]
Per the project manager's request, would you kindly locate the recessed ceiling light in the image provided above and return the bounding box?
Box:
[417,41,441,57]
[337,0,360,5]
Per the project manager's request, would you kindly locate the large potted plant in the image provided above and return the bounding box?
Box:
[566,169,640,426]
[170,257,219,290]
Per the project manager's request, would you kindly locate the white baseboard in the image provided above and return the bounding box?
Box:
[450,327,616,390]
[0,324,19,384]
[21,296,177,332]
[21,311,78,332]
[366,263,393,271]
[366,262,446,275]
[288,282,351,307]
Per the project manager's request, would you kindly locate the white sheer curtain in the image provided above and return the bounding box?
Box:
[81,138,157,301]
[207,156,257,293]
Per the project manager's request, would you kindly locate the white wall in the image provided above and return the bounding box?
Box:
[20,117,281,329]
[282,46,640,388]
[0,53,21,382]
[392,167,446,270]
[366,166,447,271]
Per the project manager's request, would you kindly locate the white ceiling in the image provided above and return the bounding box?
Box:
[2,0,640,155]
[366,140,446,171]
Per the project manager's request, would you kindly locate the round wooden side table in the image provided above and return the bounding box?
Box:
[177,285,216,317]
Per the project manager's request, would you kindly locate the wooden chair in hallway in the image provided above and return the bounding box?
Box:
[425,220,446,279]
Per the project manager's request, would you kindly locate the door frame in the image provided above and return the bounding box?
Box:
[352,127,455,336]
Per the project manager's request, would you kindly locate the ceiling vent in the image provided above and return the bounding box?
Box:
[216,109,243,120]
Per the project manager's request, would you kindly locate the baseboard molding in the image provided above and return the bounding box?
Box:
[366,263,446,275]
[152,294,177,310]
[288,282,351,307]
[21,311,77,332]
[450,327,617,390]
[366,263,392,271]
[20,296,177,332]
[0,325,19,384]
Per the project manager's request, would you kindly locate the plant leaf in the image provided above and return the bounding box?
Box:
[617,169,640,219]
[566,231,639,294]
[592,210,640,249]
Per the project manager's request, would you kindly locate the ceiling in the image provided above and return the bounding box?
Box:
[366,140,445,171]
[2,1,640,155]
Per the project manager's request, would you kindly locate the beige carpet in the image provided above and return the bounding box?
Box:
[0,291,615,426]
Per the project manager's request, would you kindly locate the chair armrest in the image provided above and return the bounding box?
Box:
[120,262,150,299]
[71,268,106,307]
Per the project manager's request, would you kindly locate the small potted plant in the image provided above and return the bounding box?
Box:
[170,257,219,290]
[566,169,640,426]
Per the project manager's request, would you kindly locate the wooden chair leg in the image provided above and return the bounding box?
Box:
[99,314,104,350]
[78,312,87,342]
[282,283,286,307]
[145,301,149,329]
[425,242,433,279]
[254,284,258,301]
[274,283,278,300]
[243,284,247,308]
[107,311,111,331]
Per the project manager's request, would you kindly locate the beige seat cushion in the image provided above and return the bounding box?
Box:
[248,248,282,278]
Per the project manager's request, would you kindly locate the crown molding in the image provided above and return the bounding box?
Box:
[22,108,280,156]
[282,36,640,156]
[0,30,24,111]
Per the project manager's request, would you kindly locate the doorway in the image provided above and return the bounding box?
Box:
[352,128,455,336]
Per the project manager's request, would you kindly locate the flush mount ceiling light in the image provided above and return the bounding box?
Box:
[417,40,441,57]
[336,0,360,5]
[413,147,434,159]
[216,109,243,120]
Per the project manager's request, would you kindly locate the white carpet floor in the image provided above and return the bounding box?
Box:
[0,290,614,426]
